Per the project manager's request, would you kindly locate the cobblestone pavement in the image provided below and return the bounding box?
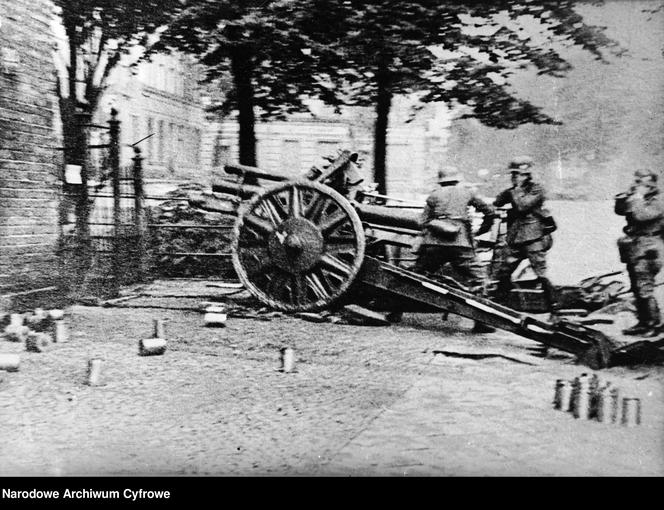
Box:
[0,293,662,476]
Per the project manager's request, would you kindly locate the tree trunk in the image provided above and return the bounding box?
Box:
[373,67,392,195]
[230,48,258,182]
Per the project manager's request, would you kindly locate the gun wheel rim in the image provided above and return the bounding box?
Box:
[232,180,365,312]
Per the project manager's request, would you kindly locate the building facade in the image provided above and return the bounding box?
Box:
[211,98,452,202]
[97,52,211,186]
[0,0,62,301]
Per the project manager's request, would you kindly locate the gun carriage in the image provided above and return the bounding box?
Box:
[196,151,657,369]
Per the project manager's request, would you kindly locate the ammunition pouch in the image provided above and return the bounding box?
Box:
[617,235,634,263]
[427,218,462,238]
[614,193,629,216]
[537,208,557,235]
[645,248,659,260]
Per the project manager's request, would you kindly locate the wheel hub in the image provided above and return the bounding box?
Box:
[268,217,324,273]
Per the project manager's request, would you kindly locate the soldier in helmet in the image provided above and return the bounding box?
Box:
[414,166,496,333]
[615,168,664,336]
[491,156,558,315]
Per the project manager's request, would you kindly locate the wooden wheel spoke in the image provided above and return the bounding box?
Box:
[260,198,284,227]
[238,236,268,249]
[289,186,302,218]
[326,241,358,257]
[319,253,353,279]
[320,210,348,235]
[245,256,274,278]
[305,273,330,301]
[266,194,288,222]
[291,274,306,305]
[304,193,328,222]
[244,213,274,237]
[266,270,290,300]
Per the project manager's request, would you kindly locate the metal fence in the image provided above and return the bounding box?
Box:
[59,109,236,299]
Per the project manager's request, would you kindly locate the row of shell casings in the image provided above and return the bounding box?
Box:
[0,311,68,372]
[554,374,642,426]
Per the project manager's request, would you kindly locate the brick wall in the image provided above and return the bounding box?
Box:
[0,0,62,298]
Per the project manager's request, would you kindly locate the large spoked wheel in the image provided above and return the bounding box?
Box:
[232,180,366,312]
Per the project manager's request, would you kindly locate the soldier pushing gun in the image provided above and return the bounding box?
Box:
[615,169,664,337]
[414,166,496,333]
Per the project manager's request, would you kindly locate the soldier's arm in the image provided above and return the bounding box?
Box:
[493,189,512,208]
[511,184,545,212]
[627,195,664,222]
[473,198,496,236]
[470,194,496,219]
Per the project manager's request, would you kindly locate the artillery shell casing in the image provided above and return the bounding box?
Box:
[53,320,67,343]
[139,338,167,356]
[49,309,64,320]
[280,347,295,373]
[554,380,572,411]
[0,353,20,372]
[610,387,621,423]
[153,319,166,339]
[588,375,601,419]
[596,385,613,423]
[621,398,642,427]
[86,359,103,386]
[572,376,590,420]
[204,308,227,326]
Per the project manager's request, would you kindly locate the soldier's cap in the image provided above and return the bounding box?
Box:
[634,168,658,181]
[438,166,462,184]
[508,155,534,173]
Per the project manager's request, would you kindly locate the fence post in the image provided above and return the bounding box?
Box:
[109,108,121,297]
[132,146,147,282]
[73,110,92,269]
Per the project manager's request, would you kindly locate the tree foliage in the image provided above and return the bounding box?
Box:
[151,1,617,190]
[53,0,185,162]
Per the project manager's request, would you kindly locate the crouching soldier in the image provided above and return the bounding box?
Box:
[615,169,664,337]
[414,166,496,333]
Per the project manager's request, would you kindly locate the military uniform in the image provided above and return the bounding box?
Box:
[491,156,556,311]
[615,169,664,336]
[414,169,495,289]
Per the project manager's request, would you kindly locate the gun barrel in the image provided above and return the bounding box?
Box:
[212,180,262,199]
[224,163,291,182]
[355,203,422,231]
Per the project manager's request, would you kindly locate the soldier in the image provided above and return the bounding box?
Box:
[615,169,664,336]
[414,166,496,333]
[491,156,558,316]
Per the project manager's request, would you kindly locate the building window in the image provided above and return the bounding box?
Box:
[146,117,154,163]
[193,128,201,166]
[157,120,164,163]
[281,140,302,176]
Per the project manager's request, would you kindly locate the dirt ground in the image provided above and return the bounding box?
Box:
[1,280,663,476]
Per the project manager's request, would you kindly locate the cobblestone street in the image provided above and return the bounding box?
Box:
[1,286,662,476]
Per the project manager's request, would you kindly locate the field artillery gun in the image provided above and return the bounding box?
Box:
[199,151,657,369]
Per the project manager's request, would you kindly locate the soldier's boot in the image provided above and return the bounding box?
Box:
[622,298,651,335]
[643,298,663,338]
